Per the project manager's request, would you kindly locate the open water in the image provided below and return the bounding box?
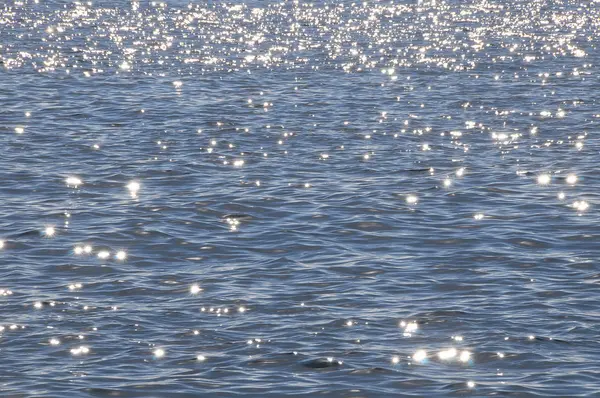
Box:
[1,0,600,396]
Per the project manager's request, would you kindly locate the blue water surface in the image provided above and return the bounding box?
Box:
[1,0,600,396]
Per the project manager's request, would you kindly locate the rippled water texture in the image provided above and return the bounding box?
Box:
[2,0,600,396]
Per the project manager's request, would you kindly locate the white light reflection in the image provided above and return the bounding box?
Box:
[572,201,589,212]
[459,350,471,363]
[127,181,140,197]
[190,284,202,295]
[412,349,427,363]
[566,174,577,185]
[537,174,551,185]
[65,176,83,187]
[438,348,457,360]
[404,322,418,333]
[97,251,110,259]
[70,346,90,356]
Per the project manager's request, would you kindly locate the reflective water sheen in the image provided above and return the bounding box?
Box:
[1,0,600,396]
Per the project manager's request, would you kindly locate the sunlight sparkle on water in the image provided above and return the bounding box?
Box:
[97,251,110,259]
[573,201,589,212]
[70,346,90,356]
[404,322,418,333]
[438,348,457,360]
[459,351,471,363]
[412,349,427,363]
[406,195,418,205]
[537,174,551,185]
[127,181,140,197]
[2,1,599,393]
[65,176,82,187]
[226,217,240,231]
[190,284,202,295]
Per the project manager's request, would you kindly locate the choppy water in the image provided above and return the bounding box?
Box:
[1,0,600,396]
